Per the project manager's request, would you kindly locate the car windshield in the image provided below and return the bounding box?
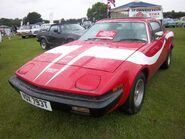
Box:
[61,24,84,32]
[79,22,148,42]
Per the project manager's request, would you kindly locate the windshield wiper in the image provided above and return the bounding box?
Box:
[85,37,113,41]
[85,38,99,41]
[117,38,147,43]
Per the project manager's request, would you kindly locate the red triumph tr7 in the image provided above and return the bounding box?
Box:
[9,18,174,116]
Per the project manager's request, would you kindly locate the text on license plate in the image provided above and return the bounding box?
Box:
[20,91,52,111]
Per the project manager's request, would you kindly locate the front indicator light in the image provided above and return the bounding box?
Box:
[112,84,123,93]
[72,106,90,114]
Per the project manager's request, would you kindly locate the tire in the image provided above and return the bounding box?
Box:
[161,50,172,69]
[40,39,49,50]
[120,72,146,114]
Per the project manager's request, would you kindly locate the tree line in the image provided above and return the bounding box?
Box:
[163,10,185,18]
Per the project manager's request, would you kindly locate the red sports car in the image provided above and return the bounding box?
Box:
[9,18,174,116]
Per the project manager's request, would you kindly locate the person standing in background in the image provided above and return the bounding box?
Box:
[5,28,12,40]
[0,31,2,43]
[107,0,116,18]
[107,1,111,18]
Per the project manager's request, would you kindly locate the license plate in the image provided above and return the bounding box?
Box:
[20,91,52,111]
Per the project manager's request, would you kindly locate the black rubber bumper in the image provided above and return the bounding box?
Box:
[9,75,122,116]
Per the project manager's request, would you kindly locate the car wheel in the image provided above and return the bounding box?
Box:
[40,39,49,50]
[120,72,146,114]
[161,50,172,69]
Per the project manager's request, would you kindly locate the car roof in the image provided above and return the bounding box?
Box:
[97,17,158,23]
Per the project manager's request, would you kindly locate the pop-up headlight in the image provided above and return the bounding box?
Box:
[75,74,101,91]
[17,63,35,75]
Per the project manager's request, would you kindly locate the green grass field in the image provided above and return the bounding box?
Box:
[0,29,185,139]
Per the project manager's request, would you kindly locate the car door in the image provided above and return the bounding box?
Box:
[55,25,68,45]
[147,21,167,72]
[47,25,60,46]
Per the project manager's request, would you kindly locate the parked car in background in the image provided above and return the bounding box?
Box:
[36,24,85,49]
[82,21,92,29]
[9,18,174,116]
[163,18,176,28]
[17,25,30,38]
[40,23,53,32]
[0,25,10,36]
[176,16,185,27]
[30,24,41,36]
[17,24,41,38]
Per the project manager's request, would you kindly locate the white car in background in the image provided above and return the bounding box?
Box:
[17,24,41,38]
[30,24,41,36]
[40,23,53,32]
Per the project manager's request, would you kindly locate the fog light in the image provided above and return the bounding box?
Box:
[72,106,90,114]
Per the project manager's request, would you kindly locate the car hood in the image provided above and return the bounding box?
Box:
[33,41,145,72]
[16,41,145,95]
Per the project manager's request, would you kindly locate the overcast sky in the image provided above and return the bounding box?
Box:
[0,0,185,20]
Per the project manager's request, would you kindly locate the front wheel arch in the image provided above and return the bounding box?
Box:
[40,39,49,50]
[120,72,146,114]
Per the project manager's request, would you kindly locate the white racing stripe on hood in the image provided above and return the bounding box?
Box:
[34,45,81,81]
[45,46,134,85]
[45,31,174,84]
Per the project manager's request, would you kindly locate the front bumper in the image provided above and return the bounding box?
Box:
[9,75,122,116]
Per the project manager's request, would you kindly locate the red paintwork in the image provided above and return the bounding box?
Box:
[15,18,174,110]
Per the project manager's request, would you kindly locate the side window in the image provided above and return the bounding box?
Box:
[150,22,162,41]
[49,25,59,33]
[150,22,162,33]
[60,25,66,32]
